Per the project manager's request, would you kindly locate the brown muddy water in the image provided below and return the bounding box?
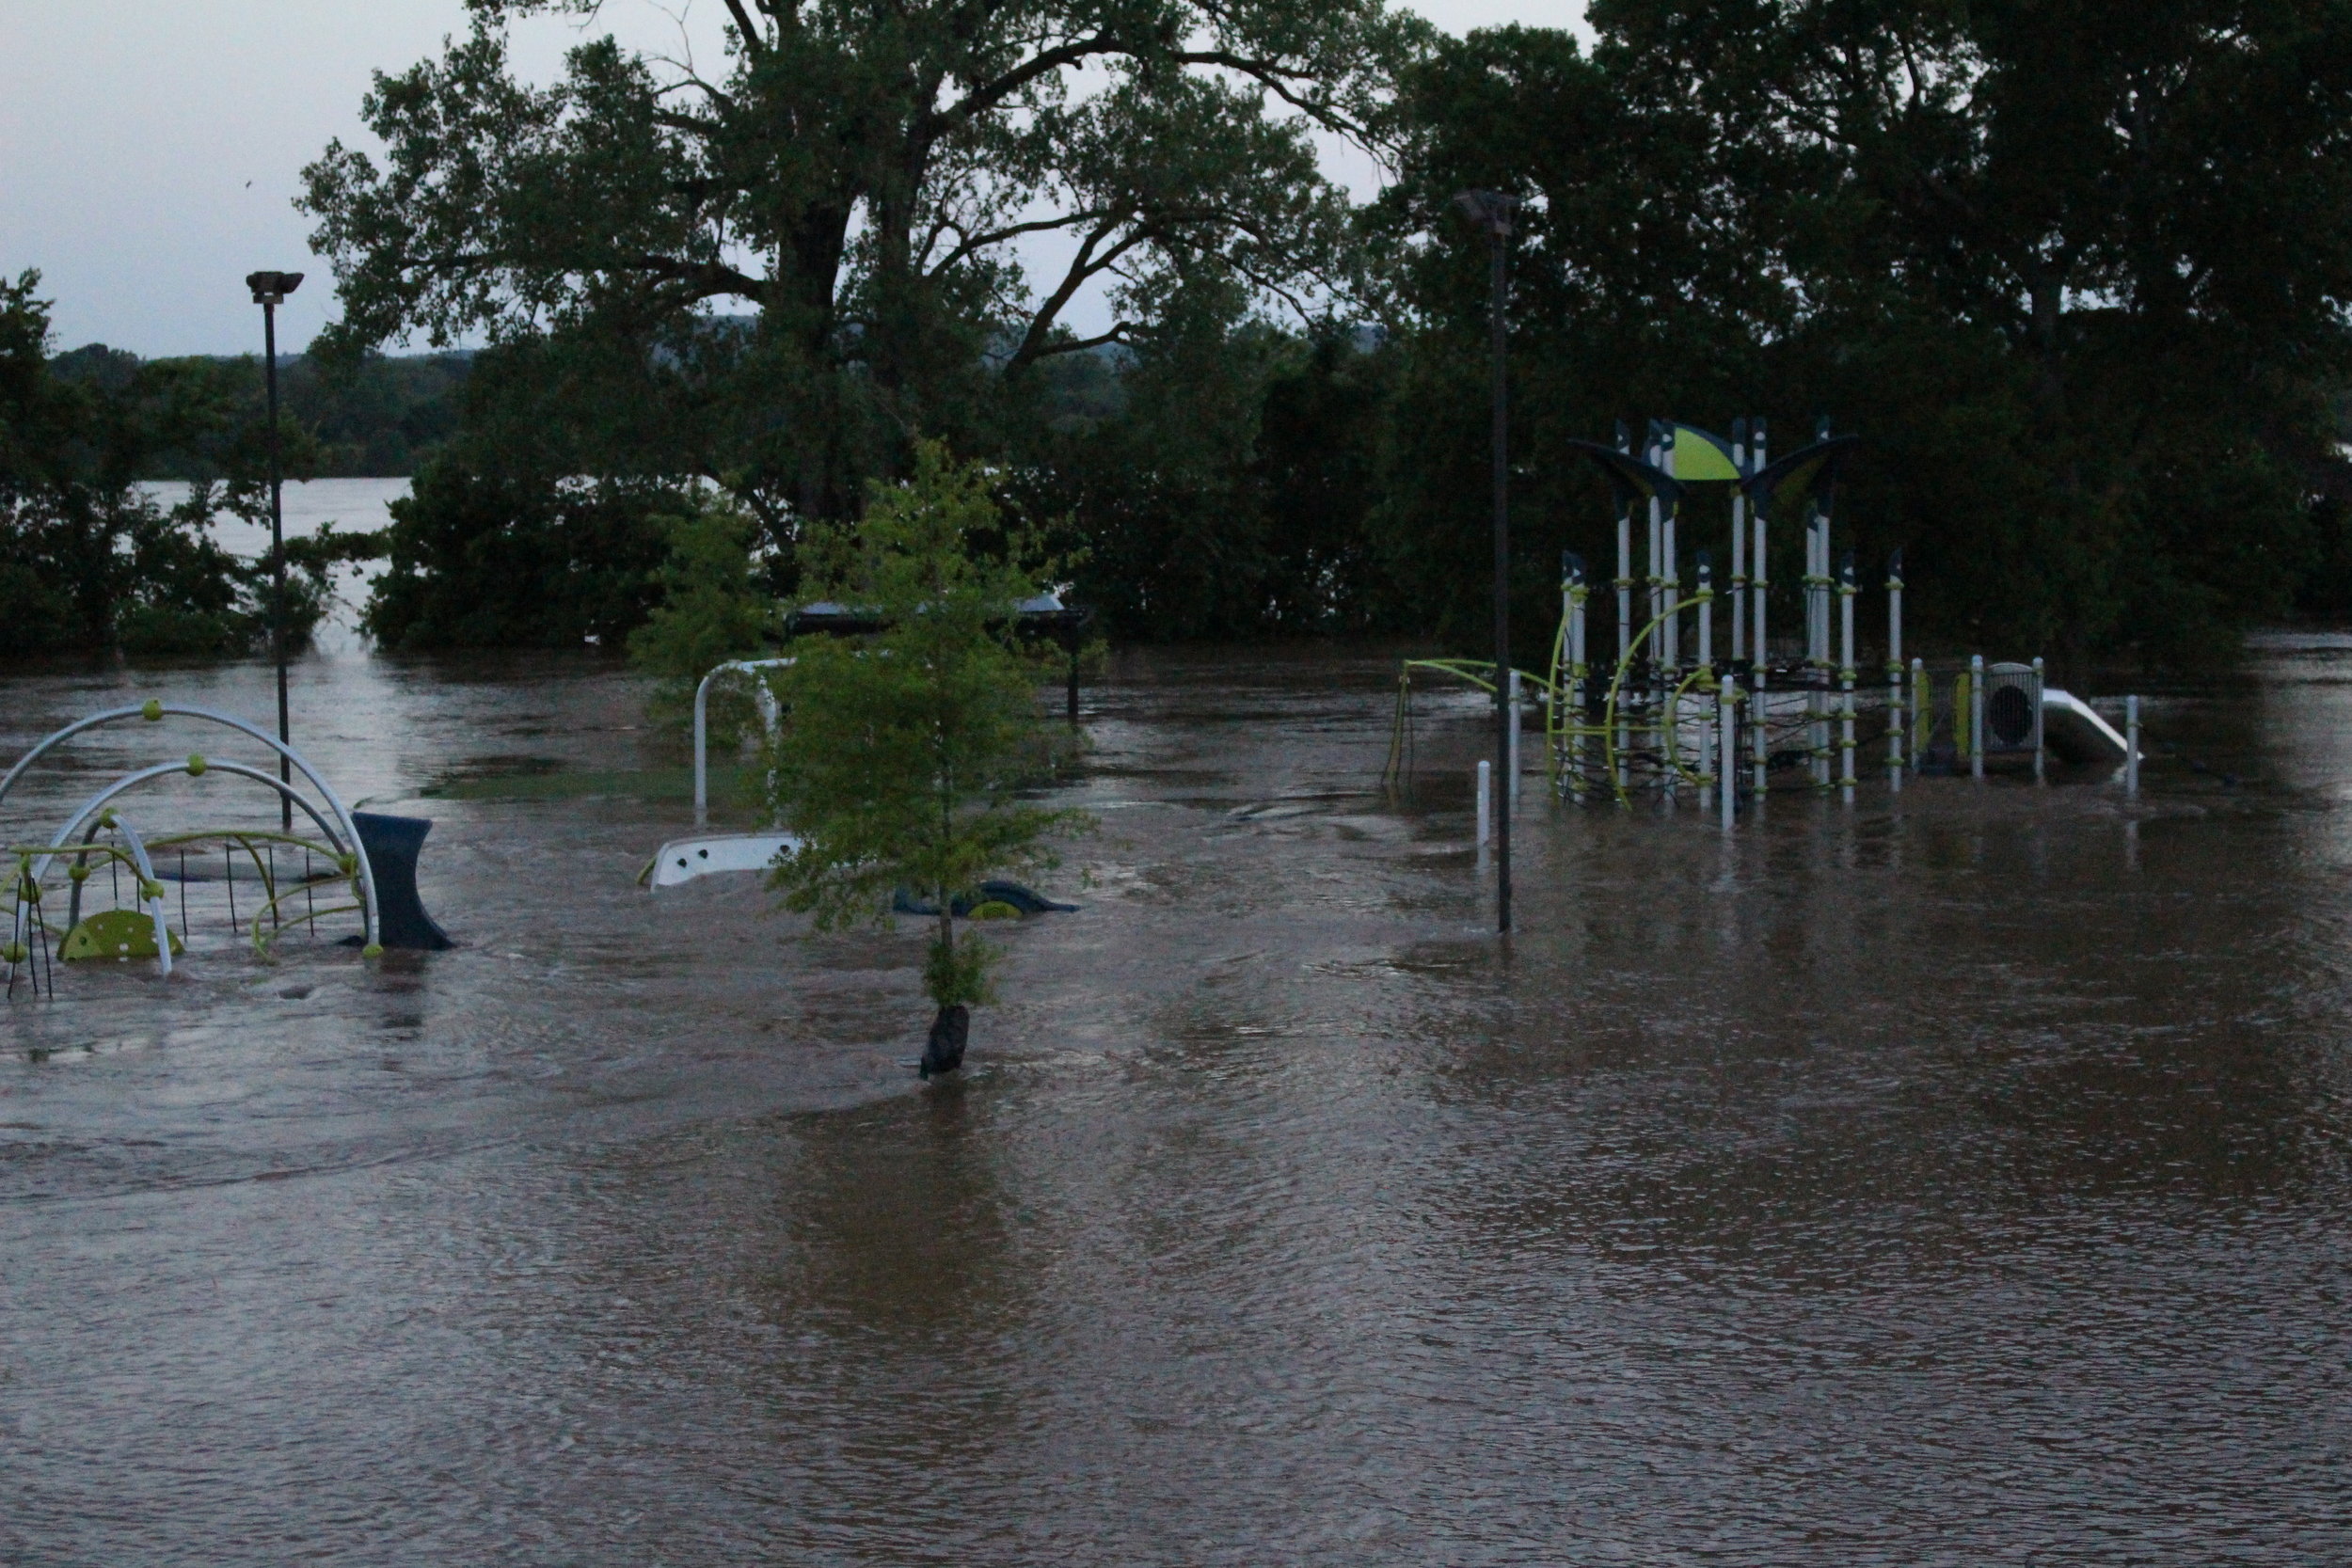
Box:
[2,640,2348,1564]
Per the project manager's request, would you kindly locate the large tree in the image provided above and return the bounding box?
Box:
[300,0,1417,527]
[1374,3,2352,662]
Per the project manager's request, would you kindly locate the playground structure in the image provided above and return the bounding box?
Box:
[646,592,1095,890]
[3,700,453,998]
[1384,419,2137,820]
[642,656,801,889]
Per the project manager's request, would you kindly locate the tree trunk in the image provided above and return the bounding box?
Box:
[921,901,966,1077]
[921,1002,968,1079]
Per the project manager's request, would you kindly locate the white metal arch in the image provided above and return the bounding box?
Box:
[0,703,381,959]
[8,803,174,983]
[56,759,362,930]
[693,658,793,823]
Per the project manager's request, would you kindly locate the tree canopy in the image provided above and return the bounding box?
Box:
[300,0,1420,524]
[1366,0,2352,661]
[260,0,2352,664]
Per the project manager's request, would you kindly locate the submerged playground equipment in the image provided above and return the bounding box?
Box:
[642,655,801,890]
[1385,419,2139,821]
[644,592,1095,891]
[3,700,451,997]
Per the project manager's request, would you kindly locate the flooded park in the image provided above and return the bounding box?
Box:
[4,610,2350,1563]
[11,0,2352,1550]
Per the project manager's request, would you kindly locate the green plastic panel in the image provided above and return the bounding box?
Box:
[1668,425,1742,483]
[60,907,183,962]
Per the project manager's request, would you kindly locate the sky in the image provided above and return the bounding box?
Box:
[0,0,1563,358]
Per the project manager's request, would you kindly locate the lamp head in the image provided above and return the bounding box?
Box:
[246,271,304,306]
[1451,189,1518,239]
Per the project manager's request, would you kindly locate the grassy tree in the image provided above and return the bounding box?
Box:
[765,443,1088,1077]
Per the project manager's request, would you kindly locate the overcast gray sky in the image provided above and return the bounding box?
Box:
[0,0,1562,357]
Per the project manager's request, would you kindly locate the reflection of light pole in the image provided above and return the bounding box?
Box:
[1454,191,1517,935]
[246,270,302,830]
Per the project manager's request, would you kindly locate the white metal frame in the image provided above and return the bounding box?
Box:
[693,658,794,823]
[1,703,380,981]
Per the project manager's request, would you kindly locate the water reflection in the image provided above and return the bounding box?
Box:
[2,639,2349,1562]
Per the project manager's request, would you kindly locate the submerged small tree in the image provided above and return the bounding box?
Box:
[765,443,1087,1077]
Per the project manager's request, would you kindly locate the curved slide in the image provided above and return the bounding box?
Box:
[2041,689,2136,770]
[643,832,801,888]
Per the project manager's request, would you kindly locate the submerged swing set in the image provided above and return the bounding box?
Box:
[1385,419,2137,822]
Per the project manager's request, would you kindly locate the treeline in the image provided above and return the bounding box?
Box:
[0,275,376,657]
[49,345,468,478]
[14,1,2352,667]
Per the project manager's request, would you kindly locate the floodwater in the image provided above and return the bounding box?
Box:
[136,476,407,651]
[2,635,2349,1564]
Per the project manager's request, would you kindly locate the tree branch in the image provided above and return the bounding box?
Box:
[722,0,765,58]
[628,254,768,302]
[930,208,1117,276]
[1018,323,1135,361]
[657,71,738,114]
[1006,223,1150,369]
[1171,50,1365,140]
[928,34,1121,138]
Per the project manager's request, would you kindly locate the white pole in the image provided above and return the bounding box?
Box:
[1696,553,1713,668]
[2031,656,2046,782]
[1476,759,1492,846]
[1750,420,1769,798]
[1646,492,1663,655]
[1557,556,1574,800]
[1657,425,1677,671]
[1969,654,1986,780]
[2125,696,2140,795]
[1507,668,1522,807]
[1655,443,1674,800]
[692,668,715,824]
[1750,418,1768,658]
[1730,420,1748,664]
[1807,513,1826,789]
[1886,553,1904,792]
[1567,556,1590,802]
[1696,555,1714,808]
[1616,508,1633,668]
[1656,432,1675,803]
[1616,506,1632,665]
[1719,675,1737,828]
[1838,553,1857,803]
[1663,506,1679,671]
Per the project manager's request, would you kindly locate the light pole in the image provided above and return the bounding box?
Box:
[1454,190,1518,935]
[246,270,302,831]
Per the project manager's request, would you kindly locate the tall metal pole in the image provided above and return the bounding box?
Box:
[1454,192,1516,934]
[263,300,292,831]
[249,269,303,831]
[1486,220,1512,934]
